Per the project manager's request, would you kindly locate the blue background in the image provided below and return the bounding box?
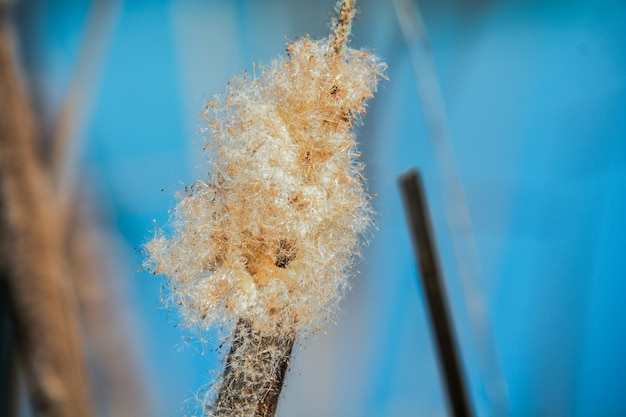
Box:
[15,0,626,416]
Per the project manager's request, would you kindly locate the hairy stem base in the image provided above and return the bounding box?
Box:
[214,319,295,417]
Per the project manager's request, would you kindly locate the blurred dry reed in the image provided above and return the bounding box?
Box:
[0,1,149,416]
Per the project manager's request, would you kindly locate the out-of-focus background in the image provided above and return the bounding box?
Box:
[2,0,625,416]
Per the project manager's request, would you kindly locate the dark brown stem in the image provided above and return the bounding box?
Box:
[0,274,17,417]
[214,319,295,417]
[399,170,474,417]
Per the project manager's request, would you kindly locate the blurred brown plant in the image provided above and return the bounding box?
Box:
[0,13,93,415]
[0,1,149,416]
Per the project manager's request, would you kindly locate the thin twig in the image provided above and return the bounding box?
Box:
[399,170,474,417]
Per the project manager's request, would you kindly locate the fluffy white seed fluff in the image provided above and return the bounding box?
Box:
[146,26,385,338]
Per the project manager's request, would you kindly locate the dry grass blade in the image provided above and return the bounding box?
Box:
[51,0,120,219]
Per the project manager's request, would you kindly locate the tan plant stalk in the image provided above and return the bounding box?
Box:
[0,12,92,417]
[146,1,386,415]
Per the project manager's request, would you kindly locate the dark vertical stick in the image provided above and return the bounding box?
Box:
[0,275,17,417]
[399,169,473,417]
[392,2,509,414]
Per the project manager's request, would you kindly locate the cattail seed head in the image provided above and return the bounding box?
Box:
[146,4,385,340]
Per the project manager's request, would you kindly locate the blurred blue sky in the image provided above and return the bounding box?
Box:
[16,0,626,416]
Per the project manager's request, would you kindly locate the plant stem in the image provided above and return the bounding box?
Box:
[212,2,358,415]
[399,170,473,417]
[214,319,295,417]
[0,10,92,417]
[331,0,356,56]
